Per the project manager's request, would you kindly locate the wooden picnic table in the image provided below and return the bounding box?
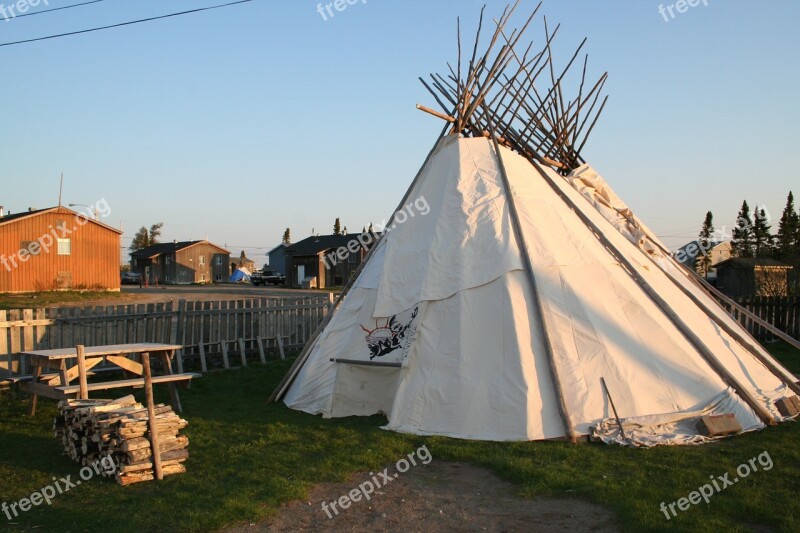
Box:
[21,343,199,416]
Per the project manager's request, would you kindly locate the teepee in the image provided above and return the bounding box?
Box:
[271,2,800,446]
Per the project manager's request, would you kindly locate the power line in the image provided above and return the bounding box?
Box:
[0,0,254,48]
[7,0,106,20]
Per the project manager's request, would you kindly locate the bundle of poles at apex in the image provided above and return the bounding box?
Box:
[417,1,609,174]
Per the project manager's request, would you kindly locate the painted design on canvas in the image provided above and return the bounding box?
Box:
[360,306,419,360]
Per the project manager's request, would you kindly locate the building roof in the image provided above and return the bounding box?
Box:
[714,257,792,269]
[0,206,122,234]
[286,234,369,256]
[131,240,230,259]
[267,243,288,255]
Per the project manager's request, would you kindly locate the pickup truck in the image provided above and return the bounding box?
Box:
[251,269,286,286]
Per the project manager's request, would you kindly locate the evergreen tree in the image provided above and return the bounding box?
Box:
[333,218,342,235]
[129,222,164,252]
[775,192,799,261]
[282,228,291,245]
[732,201,754,258]
[752,206,772,258]
[129,227,150,252]
[695,211,714,277]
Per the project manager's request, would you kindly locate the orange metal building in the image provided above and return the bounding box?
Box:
[0,206,122,293]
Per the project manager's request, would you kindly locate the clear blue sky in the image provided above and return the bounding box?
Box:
[1,0,798,266]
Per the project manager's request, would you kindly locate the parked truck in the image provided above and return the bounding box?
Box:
[251,268,286,286]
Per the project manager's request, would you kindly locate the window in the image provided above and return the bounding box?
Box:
[199,255,205,265]
[200,274,206,282]
[166,256,172,265]
[216,256,222,266]
[57,238,71,255]
[20,241,41,256]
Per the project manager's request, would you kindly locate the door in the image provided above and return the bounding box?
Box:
[297,265,305,287]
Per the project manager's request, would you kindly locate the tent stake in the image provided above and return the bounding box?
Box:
[524,157,777,427]
[601,377,626,441]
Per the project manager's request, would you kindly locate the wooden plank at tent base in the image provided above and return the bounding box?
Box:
[697,414,742,437]
[330,358,403,368]
[775,396,800,417]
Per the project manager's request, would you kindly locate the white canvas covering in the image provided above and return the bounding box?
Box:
[283,135,794,445]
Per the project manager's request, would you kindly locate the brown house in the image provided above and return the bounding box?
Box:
[715,258,793,298]
[285,233,376,289]
[0,206,122,293]
[131,240,230,285]
[231,251,255,274]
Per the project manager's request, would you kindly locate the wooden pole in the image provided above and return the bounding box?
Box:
[652,260,800,397]
[269,118,456,403]
[522,156,777,427]
[483,123,578,443]
[142,352,163,481]
[76,344,88,400]
[601,377,626,440]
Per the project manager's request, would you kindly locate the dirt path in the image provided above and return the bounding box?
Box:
[227,461,618,532]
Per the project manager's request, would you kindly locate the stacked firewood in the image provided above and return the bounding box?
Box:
[53,395,189,485]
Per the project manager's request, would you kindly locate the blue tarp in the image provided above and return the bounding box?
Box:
[229,269,251,283]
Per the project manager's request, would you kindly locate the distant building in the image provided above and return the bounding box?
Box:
[285,233,376,289]
[267,243,288,276]
[675,240,733,278]
[715,258,793,298]
[131,240,230,285]
[231,251,255,274]
[0,206,121,293]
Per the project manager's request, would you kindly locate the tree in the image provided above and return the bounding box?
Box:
[752,206,772,258]
[695,211,714,277]
[333,217,342,235]
[129,222,164,252]
[282,228,291,245]
[732,201,754,258]
[148,223,163,245]
[775,191,799,261]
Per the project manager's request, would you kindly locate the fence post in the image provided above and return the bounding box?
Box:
[171,300,187,373]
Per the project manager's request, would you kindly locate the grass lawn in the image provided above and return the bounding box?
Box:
[1,344,799,532]
[0,291,135,311]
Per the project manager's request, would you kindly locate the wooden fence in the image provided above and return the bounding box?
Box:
[0,294,335,377]
[731,296,800,341]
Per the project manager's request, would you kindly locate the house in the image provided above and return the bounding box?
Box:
[675,240,733,277]
[267,243,288,276]
[231,251,255,274]
[0,206,121,292]
[285,233,376,289]
[130,240,230,285]
[715,257,793,298]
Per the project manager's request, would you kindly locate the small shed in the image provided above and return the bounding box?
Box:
[715,258,793,298]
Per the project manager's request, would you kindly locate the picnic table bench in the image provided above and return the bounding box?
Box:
[20,343,199,415]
